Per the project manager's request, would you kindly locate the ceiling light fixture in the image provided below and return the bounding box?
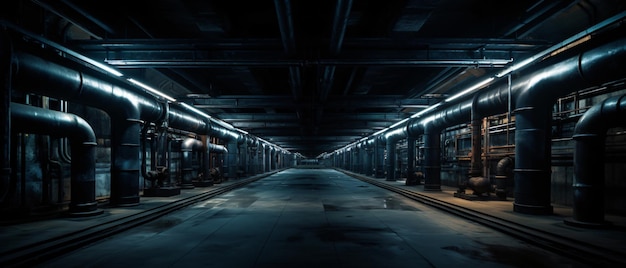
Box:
[127,78,177,102]
[410,102,442,118]
[444,77,495,102]
[388,118,409,129]
[179,103,211,119]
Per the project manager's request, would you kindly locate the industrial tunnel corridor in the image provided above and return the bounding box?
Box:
[29,168,589,268]
[3,3,626,266]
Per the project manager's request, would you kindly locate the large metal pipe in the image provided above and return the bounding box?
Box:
[565,94,626,227]
[374,136,385,178]
[405,135,418,185]
[512,37,626,214]
[12,50,247,204]
[384,127,407,181]
[408,101,472,191]
[208,143,228,154]
[468,94,484,179]
[11,103,101,216]
[225,139,239,179]
[180,137,203,189]
[12,52,164,206]
[495,156,514,199]
[404,36,626,208]
[363,138,375,176]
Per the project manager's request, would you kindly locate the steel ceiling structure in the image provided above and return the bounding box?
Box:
[4,0,625,157]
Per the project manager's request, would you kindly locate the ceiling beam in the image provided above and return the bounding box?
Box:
[102,56,513,68]
[72,37,548,51]
[188,95,434,109]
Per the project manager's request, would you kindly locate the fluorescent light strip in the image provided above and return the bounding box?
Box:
[180,102,211,119]
[3,21,124,77]
[410,102,442,118]
[388,118,409,129]
[495,10,626,78]
[444,77,495,102]
[384,127,406,139]
[128,78,177,102]
[373,128,389,136]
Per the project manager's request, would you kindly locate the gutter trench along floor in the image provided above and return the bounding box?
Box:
[4,168,624,267]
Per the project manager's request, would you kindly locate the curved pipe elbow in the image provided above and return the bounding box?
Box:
[181,137,203,151]
[13,52,163,122]
[12,103,96,143]
[516,38,626,110]
[574,95,626,137]
[496,156,514,177]
[208,143,228,154]
[384,126,407,144]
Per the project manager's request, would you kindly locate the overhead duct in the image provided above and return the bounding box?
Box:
[12,52,164,206]
[565,94,626,228]
[11,103,101,216]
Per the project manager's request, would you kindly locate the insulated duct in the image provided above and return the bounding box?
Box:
[12,52,164,206]
[565,94,626,227]
[11,103,101,216]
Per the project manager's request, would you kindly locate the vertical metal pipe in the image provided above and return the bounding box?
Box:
[422,126,442,191]
[495,156,514,199]
[261,144,267,173]
[385,141,396,181]
[406,136,418,185]
[180,137,202,189]
[110,117,142,206]
[374,136,385,178]
[13,53,165,206]
[469,94,482,179]
[271,147,277,170]
[565,95,626,227]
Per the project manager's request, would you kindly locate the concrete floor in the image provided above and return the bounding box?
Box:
[26,168,594,267]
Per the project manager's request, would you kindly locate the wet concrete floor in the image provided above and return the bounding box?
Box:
[41,169,586,267]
